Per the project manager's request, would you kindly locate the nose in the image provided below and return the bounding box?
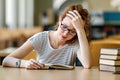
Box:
[63,30,69,36]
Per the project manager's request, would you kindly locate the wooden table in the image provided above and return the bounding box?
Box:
[0,66,120,80]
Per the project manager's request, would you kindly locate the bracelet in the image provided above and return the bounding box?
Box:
[16,59,21,68]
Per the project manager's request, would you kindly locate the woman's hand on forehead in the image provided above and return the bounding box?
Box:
[66,10,85,30]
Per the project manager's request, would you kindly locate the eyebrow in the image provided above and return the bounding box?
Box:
[62,22,76,31]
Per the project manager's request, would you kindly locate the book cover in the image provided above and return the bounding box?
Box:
[100,48,120,55]
[100,54,120,60]
[40,64,74,70]
[99,59,120,66]
[99,64,120,72]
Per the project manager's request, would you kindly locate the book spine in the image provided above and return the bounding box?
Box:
[100,58,120,61]
[100,53,120,60]
[100,53,120,56]
[100,48,120,55]
[99,64,120,72]
[99,59,120,66]
[99,64,120,67]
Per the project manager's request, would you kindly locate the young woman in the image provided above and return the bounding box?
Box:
[2,4,92,69]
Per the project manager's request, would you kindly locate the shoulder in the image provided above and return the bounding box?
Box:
[33,31,48,37]
[30,31,49,39]
[27,31,50,50]
[27,31,49,42]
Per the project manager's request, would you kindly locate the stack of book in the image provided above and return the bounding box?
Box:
[99,48,120,72]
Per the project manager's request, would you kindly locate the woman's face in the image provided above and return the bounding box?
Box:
[57,16,76,42]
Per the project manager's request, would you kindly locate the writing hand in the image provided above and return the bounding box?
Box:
[25,59,44,69]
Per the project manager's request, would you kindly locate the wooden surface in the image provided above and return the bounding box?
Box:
[0,66,120,80]
[108,34,120,40]
[90,39,120,66]
[0,47,17,57]
[0,27,43,49]
[23,50,36,60]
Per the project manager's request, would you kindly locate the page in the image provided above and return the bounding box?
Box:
[41,64,74,70]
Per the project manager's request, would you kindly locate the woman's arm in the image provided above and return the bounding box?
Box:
[67,10,92,68]
[76,28,92,69]
[2,41,44,69]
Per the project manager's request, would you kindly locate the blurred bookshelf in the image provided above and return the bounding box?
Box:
[90,11,120,40]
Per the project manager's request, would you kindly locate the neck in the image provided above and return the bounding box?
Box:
[50,31,66,48]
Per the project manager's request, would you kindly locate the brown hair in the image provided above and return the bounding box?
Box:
[54,4,91,44]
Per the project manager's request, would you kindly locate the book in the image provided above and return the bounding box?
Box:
[100,48,120,55]
[100,54,120,60]
[99,64,120,72]
[100,59,120,66]
[40,64,74,70]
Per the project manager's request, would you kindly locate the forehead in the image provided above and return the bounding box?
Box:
[62,17,74,29]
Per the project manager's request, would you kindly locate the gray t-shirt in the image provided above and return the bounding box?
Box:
[27,31,79,66]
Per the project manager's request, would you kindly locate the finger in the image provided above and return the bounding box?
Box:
[68,11,77,18]
[66,13,74,20]
[28,60,38,68]
[73,10,85,23]
[30,59,38,64]
[73,10,81,17]
[27,61,41,69]
[68,11,81,20]
[28,59,40,68]
[73,10,85,25]
[37,62,45,68]
[30,59,44,68]
[30,63,39,69]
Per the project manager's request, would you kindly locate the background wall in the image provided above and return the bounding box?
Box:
[34,0,53,26]
[89,0,116,11]
[33,0,119,26]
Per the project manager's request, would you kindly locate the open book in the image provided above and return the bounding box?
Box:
[40,64,74,70]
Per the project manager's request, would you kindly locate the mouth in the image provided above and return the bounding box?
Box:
[61,35,67,39]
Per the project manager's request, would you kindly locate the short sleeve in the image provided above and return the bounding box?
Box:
[27,32,44,51]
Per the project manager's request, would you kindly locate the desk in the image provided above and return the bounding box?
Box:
[0,66,120,80]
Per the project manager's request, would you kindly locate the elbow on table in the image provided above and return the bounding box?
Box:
[2,57,8,67]
[83,64,92,69]
[2,59,6,67]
